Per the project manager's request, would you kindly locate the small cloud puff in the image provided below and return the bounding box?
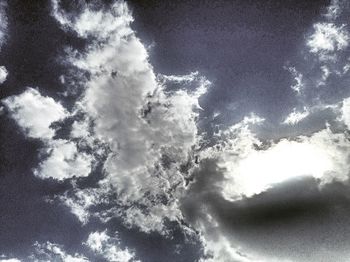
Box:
[0,66,8,84]
[2,88,68,139]
[34,139,93,181]
[282,107,310,125]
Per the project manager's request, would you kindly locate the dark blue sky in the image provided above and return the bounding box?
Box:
[129,0,329,127]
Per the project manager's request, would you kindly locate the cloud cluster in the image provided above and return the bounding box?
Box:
[30,242,88,262]
[181,8,350,253]
[1,2,209,259]
[282,107,310,125]
[307,23,349,61]
[2,88,94,181]
[34,139,93,181]
[85,231,139,262]
[206,119,350,200]
[4,0,350,261]
[49,0,210,234]
[0,230,139,262]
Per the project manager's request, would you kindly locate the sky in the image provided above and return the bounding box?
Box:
[1,0,350,261]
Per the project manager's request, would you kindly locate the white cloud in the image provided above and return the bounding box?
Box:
[2,88,68,139]
[191,110,350,262]
[284,66,303,94]
[51,0,209,232]
[199,234,255,262]
[0,66,8,84]
[31,242,88,262]
[204,117,350,200]
[2,88,94,181]
[282,107,310,125]
[307,23,349,61]
[58,186,112,224]
[159,71,201,83]
[317,65,331,87]
[341,97,350,129]
[85,231,139,262]
[71,119,90,139]
[34,139,93,181]
[51,0,133,41]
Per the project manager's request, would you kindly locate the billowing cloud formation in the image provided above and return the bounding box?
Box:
[180,0,350,259]
[2,88,94,181]
[215,125,350,200]
[2,88,68,139]
[34,139,93,181]
[49,0,209,233]
[2,87,95,181]
[4,0,350,261]
[30,242,88,262]
[282,107,310,125]
[1,242,88,262]
[85,231,139,262]
[307,23,349,61]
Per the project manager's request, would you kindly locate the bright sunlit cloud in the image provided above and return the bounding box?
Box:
[215,127,350,200]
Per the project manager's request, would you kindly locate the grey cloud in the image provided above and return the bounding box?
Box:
[182,158,350,261]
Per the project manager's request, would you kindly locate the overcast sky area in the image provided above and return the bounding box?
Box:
[1,0,350,261]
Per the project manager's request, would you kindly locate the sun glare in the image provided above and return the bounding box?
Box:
[223,140,334,199]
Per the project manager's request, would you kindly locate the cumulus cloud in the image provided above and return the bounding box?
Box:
[34,139,93,181]
[182,119,350,261]
[182,2,350,259]
[2,88,68,139]
[2,0,350,261]
[1,87,95,181]
[205,117,350,200]
[85,231,139,262]
[0,66,8,84]
[30,242,88,262]
[2,87,96,182]
[58,186,110,224]
[70,119,90,139]
[307,22,349,61]
[282,107,310,125]
[49,0,210,233]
